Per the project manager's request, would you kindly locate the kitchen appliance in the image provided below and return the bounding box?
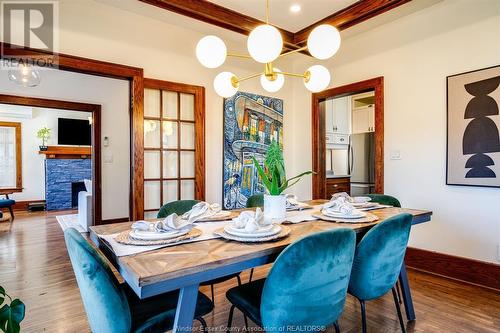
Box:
[348,132,375,196]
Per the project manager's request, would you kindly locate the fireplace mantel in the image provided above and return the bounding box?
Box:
[39,146,91,159]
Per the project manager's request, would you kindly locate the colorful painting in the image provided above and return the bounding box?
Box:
[447,65,500,188]
[223,92,284,209]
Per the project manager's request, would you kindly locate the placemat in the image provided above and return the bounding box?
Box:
[197,211,239,222]
[214,225,291,243]
[312,211,379,223]
[115,228,202,246]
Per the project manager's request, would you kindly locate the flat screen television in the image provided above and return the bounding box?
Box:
[57,118,91,146]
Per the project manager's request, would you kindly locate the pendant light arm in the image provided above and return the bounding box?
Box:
[227,52,253,59]
[279,46,308,58]
[280,71,308,79]
[266,0,269,24]
[235,72,263,84]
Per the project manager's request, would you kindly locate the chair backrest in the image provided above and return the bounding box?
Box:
[157,200,200,218]
[261,228,356,331]
[246,194,263,208]
[64,228,131,333]
[348,213,412,301]
[366,194,401,207]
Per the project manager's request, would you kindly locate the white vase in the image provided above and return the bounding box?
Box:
[264,194,286,220]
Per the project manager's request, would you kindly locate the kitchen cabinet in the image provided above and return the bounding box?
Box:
[325,96,351,134]
[352,105,375,133]
[325,176,351,198]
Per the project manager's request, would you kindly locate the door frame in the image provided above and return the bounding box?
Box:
[0,94,103,225]
[0,42,145,221]
[311,77,384,199]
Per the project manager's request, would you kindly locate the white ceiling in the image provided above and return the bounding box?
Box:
[208,0,359,32]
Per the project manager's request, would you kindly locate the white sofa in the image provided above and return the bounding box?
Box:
[78,179,93,232]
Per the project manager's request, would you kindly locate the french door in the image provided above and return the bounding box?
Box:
[143,79,205,219]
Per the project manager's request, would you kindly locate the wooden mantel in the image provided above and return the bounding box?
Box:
[39,146,92,159]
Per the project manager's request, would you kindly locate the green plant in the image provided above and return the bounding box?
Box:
[36,127,51,146]
[252,141,313,195]
[0,286,25,333]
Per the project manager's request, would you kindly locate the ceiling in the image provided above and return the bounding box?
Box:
[208,0,359,32]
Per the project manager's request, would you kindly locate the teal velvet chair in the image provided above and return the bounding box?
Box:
[157,200,243,312]
[366,194,401,208]
[348,213,413,333]
[246,194,263,208]
[0,194,16,219]
[226,228,356,332]
[64,228,213,333]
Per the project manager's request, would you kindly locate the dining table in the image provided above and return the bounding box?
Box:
[90,199,432,332]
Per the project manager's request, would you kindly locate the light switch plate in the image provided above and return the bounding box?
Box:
[104,154,113,163]
[390,150,401,160]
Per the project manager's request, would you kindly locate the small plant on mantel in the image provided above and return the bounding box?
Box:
[0,285,25,333]
[36,127,50,151]
[252,141,314,219]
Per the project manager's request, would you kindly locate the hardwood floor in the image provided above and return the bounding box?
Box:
[1,210,499,332]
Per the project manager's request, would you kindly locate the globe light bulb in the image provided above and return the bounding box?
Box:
[247,25,283,63]
[214,71,238,98]
[260,68,284,93]
[196,35,227,68]
[8,65,41,87]
[304,65,330,92]
[307,25,341,60]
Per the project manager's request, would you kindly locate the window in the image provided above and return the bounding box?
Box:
[143,80,205,219]
[0,122,22,190]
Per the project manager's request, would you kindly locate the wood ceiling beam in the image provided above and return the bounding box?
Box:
[294,0,412,45]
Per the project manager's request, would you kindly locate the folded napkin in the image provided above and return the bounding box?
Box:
[331,192,354,203]
[131,213,193,233]
[182,202,222,223]
[231,208,272,233]
[322,197,356,215]
[285,194,300,209]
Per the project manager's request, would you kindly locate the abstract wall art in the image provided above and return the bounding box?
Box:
[447,65,500,188]
[223,92,284,209]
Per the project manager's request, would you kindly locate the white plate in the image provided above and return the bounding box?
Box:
[352,196,372,204]
[322,210,367,219]
[130,228,190,241]
[352,202,378,208]
[224,224,281,238]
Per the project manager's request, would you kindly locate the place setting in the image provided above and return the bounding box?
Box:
[214,207,290,243]
[312,194,379,223]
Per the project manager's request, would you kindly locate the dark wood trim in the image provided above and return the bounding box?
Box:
[294,0,411,45]
[405,247,500,291]
[101,217,130,225]
[139,0,411,51]
[0,121,22,190]
[39,146,92,159]
[311,77,384,199]
[144,78,206,203]
[12,200,45,211]
[0,42,144,222]
[0,94,103,225]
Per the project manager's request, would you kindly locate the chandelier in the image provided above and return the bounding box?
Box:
[195,0,341,97]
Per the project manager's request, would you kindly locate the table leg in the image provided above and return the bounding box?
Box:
[173,283,199,332]
[398,261,416,321]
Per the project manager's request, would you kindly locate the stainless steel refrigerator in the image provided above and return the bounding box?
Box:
[348,132,375,196]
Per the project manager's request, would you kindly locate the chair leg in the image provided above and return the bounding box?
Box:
[392,287,407,333]
[248,268,254,282]
[234,275,249,326]
[236,274,242,286]
[8,206,14,220]
[333,321,340,333]
[210,284,215,305]
[227,305,236,331]
[197,316,208,332]
[359,299,367,333]
[396,281,403,304]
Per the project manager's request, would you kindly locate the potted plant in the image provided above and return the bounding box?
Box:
[252,141,313,219]
[0,285,25,333]
[36,127,50,151]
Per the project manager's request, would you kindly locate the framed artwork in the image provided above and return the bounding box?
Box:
[447,65,500,188]
[223,92,284,209]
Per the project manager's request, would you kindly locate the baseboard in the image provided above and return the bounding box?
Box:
[405,247,500,291]
[101,217,129,224]
[13,200,46,211]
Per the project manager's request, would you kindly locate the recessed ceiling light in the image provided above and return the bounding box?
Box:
[290,4,301,13]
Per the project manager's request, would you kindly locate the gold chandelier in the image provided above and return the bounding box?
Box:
[195,0,341,97]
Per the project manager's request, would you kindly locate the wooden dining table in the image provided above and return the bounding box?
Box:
[90,200,432,332]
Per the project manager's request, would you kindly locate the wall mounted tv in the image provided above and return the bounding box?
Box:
[57,118,91,146]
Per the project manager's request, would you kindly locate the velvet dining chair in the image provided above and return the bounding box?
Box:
[366,194,401,208]
[64,228,213,333]
[348,213,413,333]
[157,200,244,310]
[226,228,356,332]
[246,194,263,208]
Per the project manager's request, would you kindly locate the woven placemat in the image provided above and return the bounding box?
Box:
[214,225,291,243]
[115,228,202,246]
[312,211,379,223]
[197,211,239,222]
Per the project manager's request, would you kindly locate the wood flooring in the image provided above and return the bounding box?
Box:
[0,210,499,333]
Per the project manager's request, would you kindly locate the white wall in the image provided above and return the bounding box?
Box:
[0,105,91,201]
[289,0,500,263]
[0,70,130,220]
